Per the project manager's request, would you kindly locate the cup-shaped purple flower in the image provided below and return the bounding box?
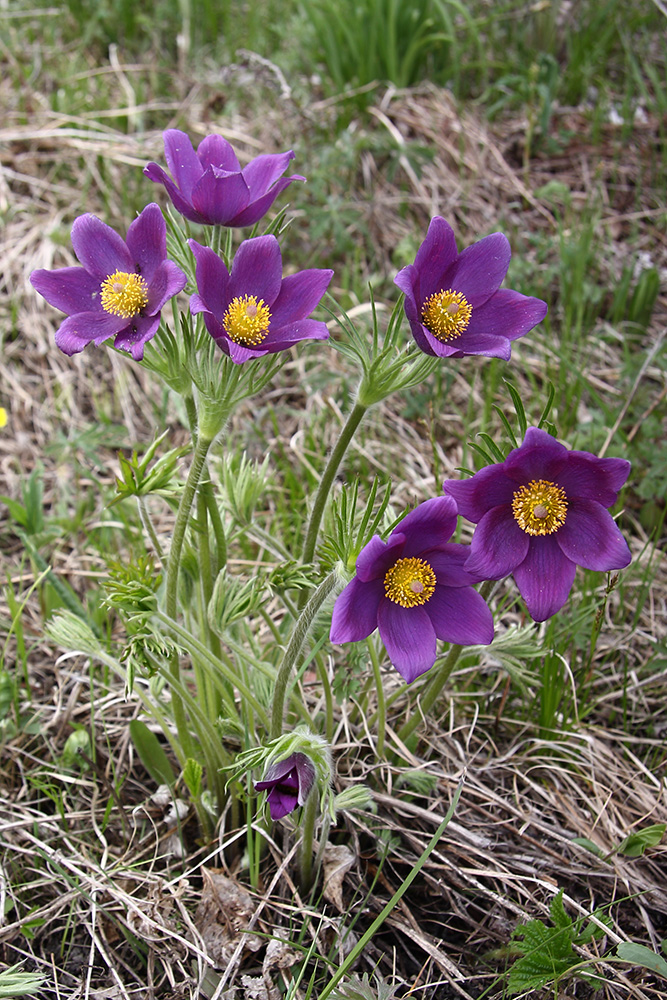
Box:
[144,129,304,227]
[330,496,494,683]
[394,216,548,360]
[444,427,632,622]
[188,236,333,363]
[29,204,187,361]
[254,752,316,820]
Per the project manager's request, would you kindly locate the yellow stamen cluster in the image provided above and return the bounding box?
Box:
[421,288,472,342]
[100,271,149,318]
[223,295,271,346]
[512,479,568,535]
[384,557,436,608]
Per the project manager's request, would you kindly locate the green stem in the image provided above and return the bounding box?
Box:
[165,432,214,759]
[196,488,223,721]
[270,571,338,739]
[298,790,318,894]
[136,496,164,562]
[301,401,368,565]
[201,478,227,571]
[367,638,386,757]
[184,394,198,437]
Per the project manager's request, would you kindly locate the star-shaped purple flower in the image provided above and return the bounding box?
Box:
[29,204,187,361]
[188,236,333,363]
[330,496,494,683]
[394,216,548,360]
[144,129,304,227]
[444,427,632,622]
[254,752,316,820]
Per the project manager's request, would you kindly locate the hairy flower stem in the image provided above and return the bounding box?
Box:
[196,489,222,721]
[270,571,338,739]
[136,495,164,561]
[301,401,367,566]
[367,638,386,757]
[165,432,214,758]
[298,791,318,894]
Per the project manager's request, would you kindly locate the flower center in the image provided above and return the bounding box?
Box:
[100,271,149,318]
[512,479,568,535]
[223,295,271,346]
[421,289,472,342]
[384,557,437,608]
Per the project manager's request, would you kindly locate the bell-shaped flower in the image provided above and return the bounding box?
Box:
[444,427,632,621]
[188,236,332,363]
[254,752,316,820]
[144,129,304,227]
[394,216,547,360]
[330,496,494,683]
[29,204,186,361]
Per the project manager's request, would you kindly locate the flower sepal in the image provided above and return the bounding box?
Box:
[333,296,441,407]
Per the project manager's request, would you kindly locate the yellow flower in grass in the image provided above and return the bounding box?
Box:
[0,407,6,428]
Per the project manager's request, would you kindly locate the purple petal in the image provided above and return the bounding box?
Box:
[230,175,304,227]
[261,318,330,351]
[377,602,437,683]
[464,506,529,579]
[513,536,577,622]
[426,586,494,645]
[242,151,296,198]
[446,232,511,308]
[163,129,203,199]
[396,496,458,554]
[268,269,333,329]
[196,133,240,173]
[355,533,405,583]
[229,236,283,306]
[126,203,166,283]
[426,544,483,587]
[54,311,127,355]
[190,169,250,226]
[447,331,512,360]
[30,267,101,316]
[558,452,631,506]
[266,787,299,819]
[188,240,230,317]
[113,313,161,360]
[444,466,516,523]
[503,426,568,484]
[146,260,188,315]
[403,216,459,304]
[557,498,631,571]
[201,313,231,352]
[143,162,204,223]
[466,288,547,344]
[256,756,299,786]
[225,339,267,364]
[330,577,383,642]
[71,214,133,279]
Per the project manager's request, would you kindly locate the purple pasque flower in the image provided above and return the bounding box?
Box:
[394,216,548,360]
[330,496,494,683]
[254,752,316,820]
[444,427,632,622]
[188,235,333,363]
[144,129,304,227]
[29,204,187,361]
